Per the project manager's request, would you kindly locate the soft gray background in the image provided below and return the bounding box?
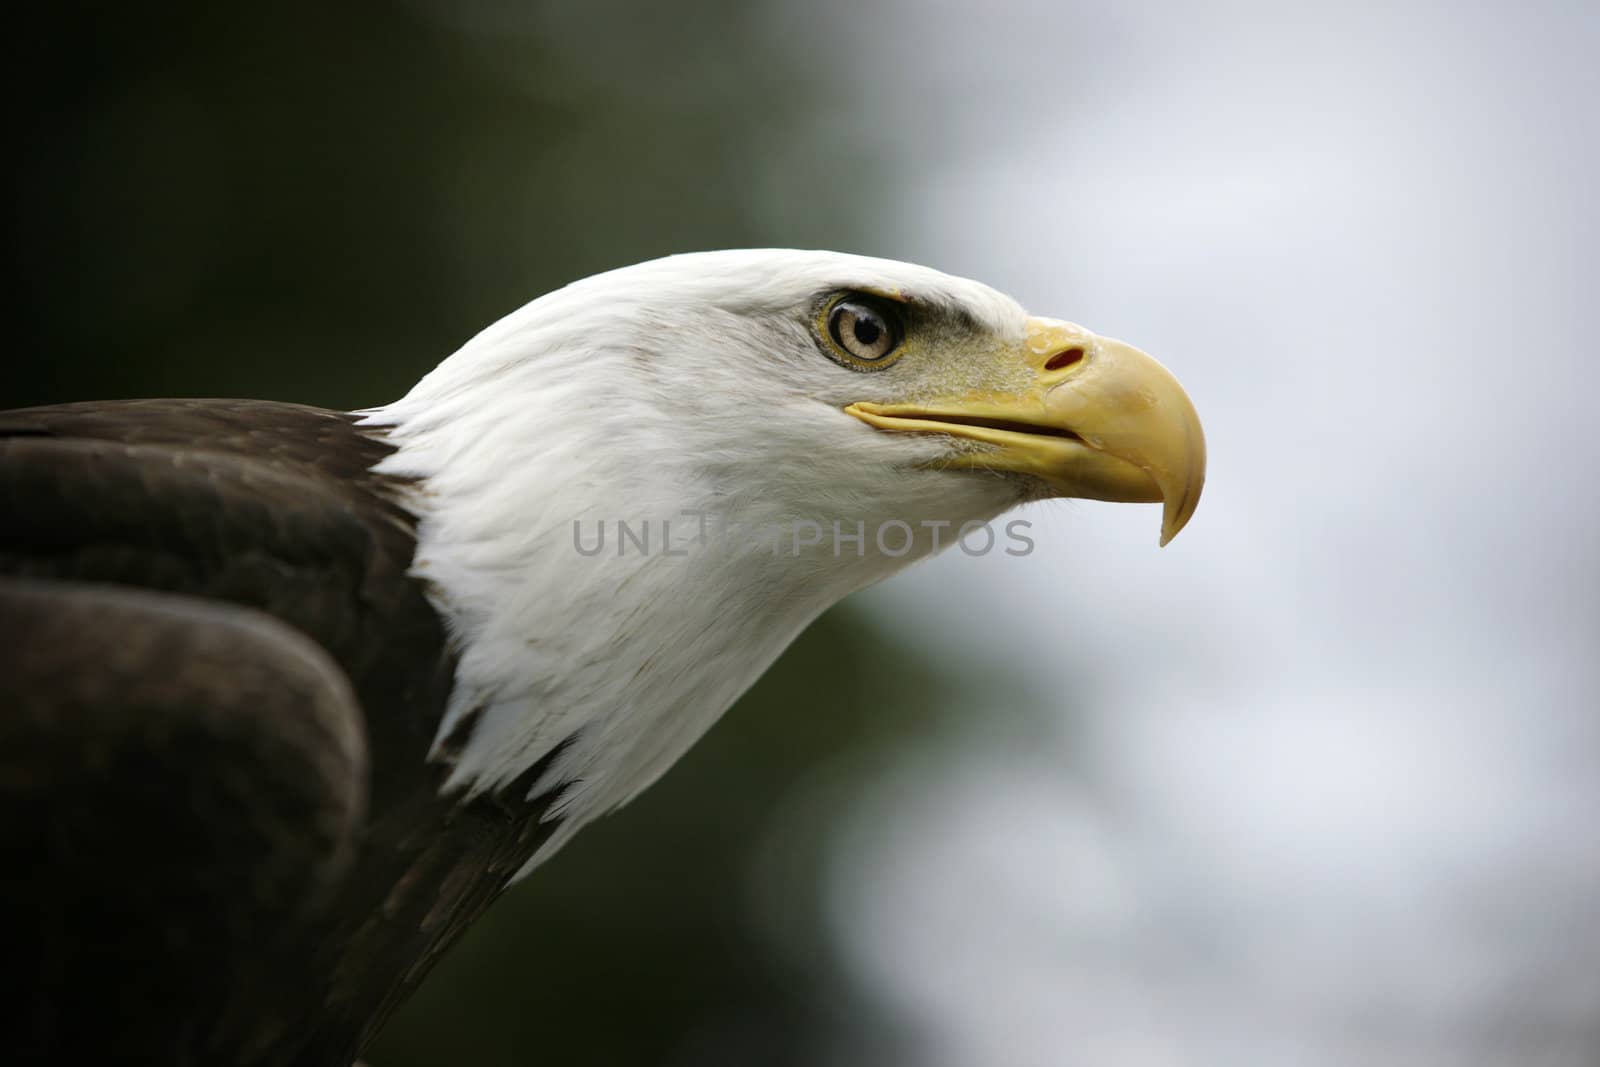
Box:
[812,2,1600,1063]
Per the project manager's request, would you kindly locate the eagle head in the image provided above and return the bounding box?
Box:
[364,249,1205,864]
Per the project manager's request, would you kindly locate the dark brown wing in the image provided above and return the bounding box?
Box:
[0,400,452,801]
[0,401,562,1066]
[1,578,368,1064]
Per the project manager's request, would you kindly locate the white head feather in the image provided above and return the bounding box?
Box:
[362,250,1034,871]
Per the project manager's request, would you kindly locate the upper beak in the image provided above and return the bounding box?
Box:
[845,318,1206,545]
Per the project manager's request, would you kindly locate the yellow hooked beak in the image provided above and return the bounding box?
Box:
[846,318,1206,545]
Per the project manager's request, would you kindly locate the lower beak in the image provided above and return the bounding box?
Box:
[845,318,1206,545]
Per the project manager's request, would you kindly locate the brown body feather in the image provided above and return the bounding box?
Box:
[0,400,565,1065]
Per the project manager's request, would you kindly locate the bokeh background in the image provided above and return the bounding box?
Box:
[9,2,1599,1064]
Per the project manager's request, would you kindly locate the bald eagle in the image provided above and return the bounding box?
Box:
[0,250,1203,1065]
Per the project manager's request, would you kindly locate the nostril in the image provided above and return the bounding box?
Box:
[1044,347,1085,372]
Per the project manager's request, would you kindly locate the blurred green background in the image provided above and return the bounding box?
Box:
[6,3,998,1064]
[9,1,877,411]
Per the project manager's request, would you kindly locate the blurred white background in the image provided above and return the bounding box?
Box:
[758,2,1600,1063]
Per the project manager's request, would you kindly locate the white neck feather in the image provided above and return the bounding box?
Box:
[359,251,1025,871]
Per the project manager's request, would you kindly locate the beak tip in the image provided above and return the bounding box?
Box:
[1157,485,1201,547]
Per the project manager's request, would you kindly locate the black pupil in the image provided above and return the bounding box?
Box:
[853,314,882,347]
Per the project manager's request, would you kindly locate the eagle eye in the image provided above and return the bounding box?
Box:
[825,295,903,366]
